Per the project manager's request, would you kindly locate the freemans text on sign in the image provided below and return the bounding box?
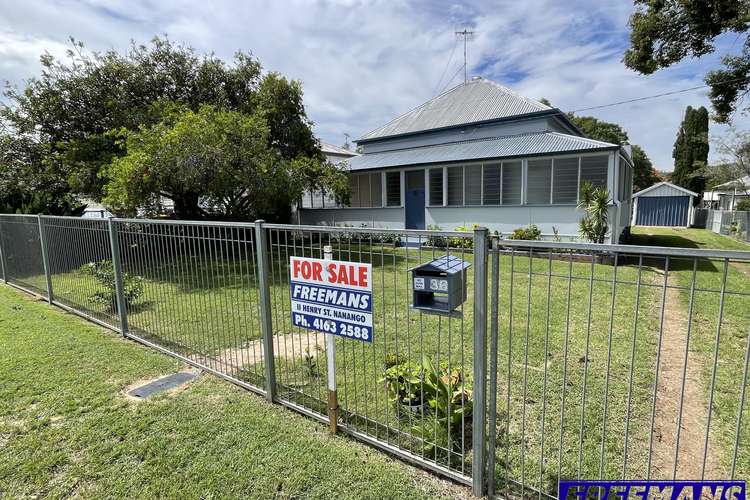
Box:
[289,256,373,342]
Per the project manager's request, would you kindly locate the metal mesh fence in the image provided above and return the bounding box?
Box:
[113,219,267,392]
[262,225,479,481]
[487,239,750,498]
[1,214,749,496]
[41,216,118,328]
[0,215,47,296]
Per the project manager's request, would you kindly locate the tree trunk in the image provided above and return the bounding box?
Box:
[172,192,202,220]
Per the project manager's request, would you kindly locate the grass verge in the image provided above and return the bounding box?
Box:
[0,284,468,499]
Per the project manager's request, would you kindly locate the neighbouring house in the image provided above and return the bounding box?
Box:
[299,142,360,210]
[632,181,697,227]
[299,77,634,243]
[703,176,750,210]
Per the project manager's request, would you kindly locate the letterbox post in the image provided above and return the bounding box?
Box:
[323,244,338,434]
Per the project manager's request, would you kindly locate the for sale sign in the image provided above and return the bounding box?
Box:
[289,256,373,342]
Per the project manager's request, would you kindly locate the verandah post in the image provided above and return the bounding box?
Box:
[254,220,277,402]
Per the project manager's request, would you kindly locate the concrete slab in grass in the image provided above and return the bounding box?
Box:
[128,371,200,399]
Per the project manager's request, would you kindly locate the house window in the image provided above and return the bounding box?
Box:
[370,173,382,208]
[349,176,360,207]
[464,165,482,205]
[552,157,579,204]
[581,155,608,189]
[311,190,324,208]
[527,159,552,204]
[347,173,382,208]
[501,161,522,204]
[482,163,501,205]
[386,172,401,206]
[429,168,443,206]
[447,166,463,205]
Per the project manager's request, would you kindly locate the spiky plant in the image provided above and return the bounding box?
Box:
[577,181,610,243]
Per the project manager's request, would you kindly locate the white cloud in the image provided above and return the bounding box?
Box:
[0,0,747,169]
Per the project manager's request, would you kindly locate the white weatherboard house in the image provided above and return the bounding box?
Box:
[301,77,634,243]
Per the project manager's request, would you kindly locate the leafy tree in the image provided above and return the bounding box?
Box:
[709,128,750,195]
[1,37,340,219]
[569,115,629,146]
[0,130,84,214]
[623,0,750,122]
[568,114,659,192]
[672,106,710,195]
[630,144,661,191]
[103,106,348,222]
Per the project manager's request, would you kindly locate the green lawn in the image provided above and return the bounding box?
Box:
[8,234,665,495]
[7,226,746,494]
[630,227,750,478]
[0,284,468,499]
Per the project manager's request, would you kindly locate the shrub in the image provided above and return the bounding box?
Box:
[380,358,473,462]
[578,181,610,243]
[449,224,478,248]
[736,199,750,212]
[509,224,542,240]
[426,224,448,248]
[77,260,143,308]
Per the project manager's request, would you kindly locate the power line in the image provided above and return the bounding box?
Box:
[432,38,458,97]
[439,64,466,95]
[567,75,749,113]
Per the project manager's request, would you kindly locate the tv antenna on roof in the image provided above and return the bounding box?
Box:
[455,27,475,84]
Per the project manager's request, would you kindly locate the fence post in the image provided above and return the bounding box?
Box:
[37,215,53,304]
[472,226,489,497]
[0,220,6,283]
[254,220,277,402]
[108,218,129,337]
[486,236,500,498]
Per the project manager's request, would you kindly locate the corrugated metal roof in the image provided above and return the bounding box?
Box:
[632,181,698,198]
[320,142,359,156]
[348,132,617,171]
[358,78,551,142]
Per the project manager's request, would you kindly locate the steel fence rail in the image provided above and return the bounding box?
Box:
[0,213,748,497]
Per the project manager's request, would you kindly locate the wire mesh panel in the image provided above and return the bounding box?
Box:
[41,216,118,329]
[263,224,477,482]
[113,219,266,392]
[487,239,750,499]
[0,215,47,296]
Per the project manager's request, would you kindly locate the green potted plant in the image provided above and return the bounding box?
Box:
[381,361,424,413]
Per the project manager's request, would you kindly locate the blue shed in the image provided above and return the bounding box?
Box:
[632,182,697,227]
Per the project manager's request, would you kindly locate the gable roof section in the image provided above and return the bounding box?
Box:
[320,142,359,157]
[357,78,552,142]
[348,132,617,171]
[632,181,698,198]
[714,175,750,190]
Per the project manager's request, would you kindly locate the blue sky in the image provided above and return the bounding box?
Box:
[1,0,747,169]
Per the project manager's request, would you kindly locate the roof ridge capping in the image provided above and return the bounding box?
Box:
[357,77,555,142]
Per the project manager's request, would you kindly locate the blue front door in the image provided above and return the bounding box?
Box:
[405,188,425,229]
[405,170,426,229]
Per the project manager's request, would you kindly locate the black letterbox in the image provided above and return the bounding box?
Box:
[410,255,470,315]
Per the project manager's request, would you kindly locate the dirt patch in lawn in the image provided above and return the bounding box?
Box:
[650,285,725,479]
[216,332,326,369]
